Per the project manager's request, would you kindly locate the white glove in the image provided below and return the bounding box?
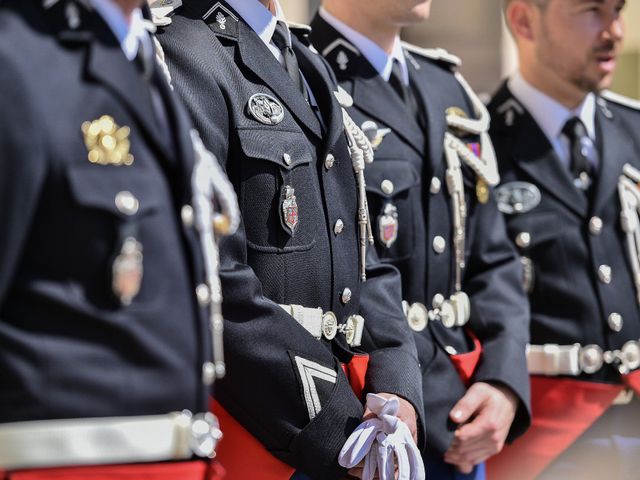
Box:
[339,394,425,480]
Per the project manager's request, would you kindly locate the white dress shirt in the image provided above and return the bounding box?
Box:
[90,0,150,61]
[508,71,598,170]
[318,6,409,86]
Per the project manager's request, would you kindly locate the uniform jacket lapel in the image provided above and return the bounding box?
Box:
[497,86,589,218]
[592,100,636,214]
[234,20,322,139]
[309,15,424,155]
[407,57,446,176]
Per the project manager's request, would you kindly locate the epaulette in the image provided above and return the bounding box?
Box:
[601,90,640,112]
[401,42,461,68]
[287,21,312,47]
[148,0,182,26]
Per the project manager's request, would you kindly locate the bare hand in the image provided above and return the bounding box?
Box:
[443,382,518,473]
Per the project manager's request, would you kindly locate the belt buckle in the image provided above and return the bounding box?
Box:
[621,340,640,373]
[343,315,364,347]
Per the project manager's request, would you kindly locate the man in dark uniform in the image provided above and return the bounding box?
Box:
[309,1,531,479]
[488,1,640,479]
[155,0,425,478]
[0,0,239,478]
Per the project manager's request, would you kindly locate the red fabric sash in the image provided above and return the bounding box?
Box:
[487,376,623,480]
[449,332,483,386]
[1,461,223,480]
[623,369,640,395]
[212,354,369,479]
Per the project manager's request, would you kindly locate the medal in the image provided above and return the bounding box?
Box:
[377,203,398,248]
[112,237,143,306]
[476,178,489,204]
[281,185,299,234]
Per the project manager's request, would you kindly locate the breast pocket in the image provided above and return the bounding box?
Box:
[65,164,163,308]
[237,128,322,253]
[365,159,420,262]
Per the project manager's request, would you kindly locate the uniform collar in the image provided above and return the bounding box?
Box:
[318,6,408,85]
[225,0,288,50]
[508,70,597,144]
[89,0,148,60]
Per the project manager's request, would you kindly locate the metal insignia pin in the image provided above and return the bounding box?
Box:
[361,120,391,151]
[378,203,399,248]
[82,115,134,166]
[216,11,226,30]
[476,178,489,204]
[247,93,285,125]
[282,185,299,234]
[112,237,144,306]
[336,50,349,71]
[495,181,541,215]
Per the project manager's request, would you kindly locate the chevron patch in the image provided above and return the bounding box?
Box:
[293,356,338,420]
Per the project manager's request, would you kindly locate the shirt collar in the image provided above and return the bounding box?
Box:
[226,0,288,49]
[319,6,409,85]
[90,0,147,61]
[508,70,597,142]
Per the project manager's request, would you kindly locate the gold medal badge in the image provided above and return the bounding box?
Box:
[82,115,134,166]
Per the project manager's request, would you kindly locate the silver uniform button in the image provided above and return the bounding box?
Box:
[589,216,603,235]
[598,265,612,284]
[181,205,194,228]
[433,236,446,254]
[115,191,139,216]
[430,177,441,195]
[608,312,623,332]
[341,288,352,304]
[325,153,335,170]
[580,344,604,374]
[444,345,458,356]
[202,362,216,386]
[515,232,531,249]
[196,283,211,306]
[381,179,394,195]
[334,219,345,235]
[283,153,292,166]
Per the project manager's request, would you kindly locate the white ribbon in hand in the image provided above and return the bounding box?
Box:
[339,394,425,480]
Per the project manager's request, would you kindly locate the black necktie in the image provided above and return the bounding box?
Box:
[272,21,307,99]
[389,58,424,128]
[562,117,598,192]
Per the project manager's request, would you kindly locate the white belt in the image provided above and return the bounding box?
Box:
[403,291,471,332]
[527,340,640,376]
[280,304,364,347]
[0,411,221,471]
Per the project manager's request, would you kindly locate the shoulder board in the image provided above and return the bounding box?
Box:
[401,42,461,68]
[287,21,312,34]
[148,0,182,26]
[601,90,640,111]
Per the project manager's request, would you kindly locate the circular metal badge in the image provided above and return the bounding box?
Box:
[580,344,604,374]
[321,312,338,341]
[439,301,456,329]
[495,182,542,215]
[621,340,640,372]
[247,93,285,125]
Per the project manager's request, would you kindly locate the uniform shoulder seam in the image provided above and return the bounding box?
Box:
[401,41,461,67]
[601,90,640,111]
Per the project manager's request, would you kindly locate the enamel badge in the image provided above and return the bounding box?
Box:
[112,237,143,306]
[361,120,391,151]
[378,203,399,248]
[282,185,299,234]
[247,93,285,126]
[82,115,134,166]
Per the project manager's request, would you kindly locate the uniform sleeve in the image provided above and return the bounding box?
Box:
[158,27,364,479]
[464,194,532,441]
[358,246,425,445]
[0,58,47,307]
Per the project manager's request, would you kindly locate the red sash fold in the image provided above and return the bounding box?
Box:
[449,333,483,386]
[623,369,640,396]
[211,353,369,479]
[487,376,623,480]
[2,461,222,480]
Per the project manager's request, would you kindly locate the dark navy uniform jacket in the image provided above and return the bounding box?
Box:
[310,15,531,456]
[157,1,424,478]
[489,83,640,385]
[0,1,214,422]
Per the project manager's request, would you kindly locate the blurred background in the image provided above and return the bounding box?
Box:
[281,0,640,99]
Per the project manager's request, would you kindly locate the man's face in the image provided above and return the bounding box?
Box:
[365,0,432,26]
[533,0,625,93]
